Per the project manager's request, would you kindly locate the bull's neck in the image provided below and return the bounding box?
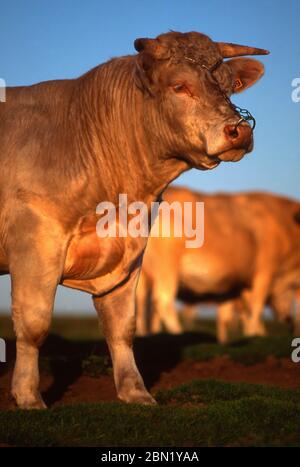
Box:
[73,56,189,208]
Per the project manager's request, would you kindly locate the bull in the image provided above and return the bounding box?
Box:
[0,31,267,408]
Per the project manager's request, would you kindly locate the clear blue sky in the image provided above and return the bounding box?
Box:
[0,0,299,313]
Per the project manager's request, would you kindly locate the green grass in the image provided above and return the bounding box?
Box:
[1,314,297,446]
[184,336,293,365]
[156,379,300,405]
[0,380,299,447]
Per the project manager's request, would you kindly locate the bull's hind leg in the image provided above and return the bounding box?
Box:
[9,222,65,409]
[93,270,155,405]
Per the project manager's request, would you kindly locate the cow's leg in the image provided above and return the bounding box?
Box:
[151,283,182,334]
[217,301,235,343]
[135,272,149,336]
[238,290,252,336]
[242,312,266,337]
[9,231,65,409]
[181,304,197,328]
[241,276,270,337]
[93,271,155,405]
[12,293,52,409]
[150,307,162,334]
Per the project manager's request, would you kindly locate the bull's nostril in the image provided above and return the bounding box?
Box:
[224,125,239,140]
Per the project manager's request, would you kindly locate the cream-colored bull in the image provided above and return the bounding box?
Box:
[0,31,268,408]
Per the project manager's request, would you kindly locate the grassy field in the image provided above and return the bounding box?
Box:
[0,381,299,446]
[0,315,299,447]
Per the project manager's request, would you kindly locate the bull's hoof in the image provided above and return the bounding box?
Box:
[243,319,266,338]
[119,390,157,406]
[12,392,47,410]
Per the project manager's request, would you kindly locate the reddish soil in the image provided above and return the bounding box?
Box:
[1,355,299,410]
[151,356,300,391]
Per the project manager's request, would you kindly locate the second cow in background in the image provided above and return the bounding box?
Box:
[136,187,300,342]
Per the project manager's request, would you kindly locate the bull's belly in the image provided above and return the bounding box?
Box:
[179,254,249,296]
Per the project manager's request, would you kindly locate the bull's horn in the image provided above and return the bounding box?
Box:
[217,42,270,58]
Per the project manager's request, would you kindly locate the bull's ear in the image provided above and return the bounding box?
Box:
[134,37,170,95]
[134,37,170,60]
[227,58,265,93]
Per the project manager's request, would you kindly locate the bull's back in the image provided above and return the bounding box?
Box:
[0,80,75,168]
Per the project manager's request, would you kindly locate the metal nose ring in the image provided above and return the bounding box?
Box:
[233,106,256,131]
[235,117,245,128]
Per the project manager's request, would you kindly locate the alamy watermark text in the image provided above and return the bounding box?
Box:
[291,78,300,103]
[96,194,204,248]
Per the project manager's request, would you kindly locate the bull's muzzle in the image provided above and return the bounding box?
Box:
[224,122,253,152]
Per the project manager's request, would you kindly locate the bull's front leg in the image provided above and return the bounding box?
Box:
[9,222,66,409]
[93,270,156,405]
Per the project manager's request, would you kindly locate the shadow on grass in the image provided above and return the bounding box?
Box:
[134,331,215,387]
[1,331,215,406]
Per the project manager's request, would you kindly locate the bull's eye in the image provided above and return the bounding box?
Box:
[172,83,191,95]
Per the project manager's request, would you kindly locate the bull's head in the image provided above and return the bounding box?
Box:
[134,31,269,170]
